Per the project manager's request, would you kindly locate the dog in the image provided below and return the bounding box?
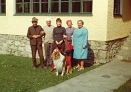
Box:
[51,49,66,76]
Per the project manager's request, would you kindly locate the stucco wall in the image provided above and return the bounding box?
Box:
[107,0,131,41]
[0,0,108,41]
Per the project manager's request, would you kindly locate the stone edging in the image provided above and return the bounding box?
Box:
[0,34,127,63]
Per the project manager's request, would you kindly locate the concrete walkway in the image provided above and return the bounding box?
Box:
[39,59,131,92]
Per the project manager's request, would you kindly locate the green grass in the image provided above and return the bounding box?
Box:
[0,54,101,92]
[113,79,131,92]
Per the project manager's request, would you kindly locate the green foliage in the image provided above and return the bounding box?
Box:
[0,54,100,92]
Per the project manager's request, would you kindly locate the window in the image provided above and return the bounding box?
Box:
[41,0,48,13]
[16,0,93,15]
[33,0,39,13]
[61,0,69,13]
[16,0,30,13]
[114,0,123,15]
[0,0,6,13]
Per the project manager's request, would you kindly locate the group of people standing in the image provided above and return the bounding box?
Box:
[27,17,88,71]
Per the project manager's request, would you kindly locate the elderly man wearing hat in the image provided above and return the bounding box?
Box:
[27,17,46,69]
[43,18,54,68]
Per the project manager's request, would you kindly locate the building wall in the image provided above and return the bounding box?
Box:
[107,0,131,41]
[0,0,108,41]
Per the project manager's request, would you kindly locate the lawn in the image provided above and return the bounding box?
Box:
[113,79,131,92]
[0,54,101,92]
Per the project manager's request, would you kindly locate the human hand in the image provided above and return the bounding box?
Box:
[63,35,67,38]
[71,43,74,46]
[32,35,37,38]
[40,31,46,37]
[36,35,40,38]
[56,41,59,45]
[83,46,86,49]
[59,40,63,44]
[72,44,74,49]
[32,35,40,38]
[40,31,45,35]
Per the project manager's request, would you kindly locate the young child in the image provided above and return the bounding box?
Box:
[65,37,73,75]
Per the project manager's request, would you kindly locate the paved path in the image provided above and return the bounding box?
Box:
[39,59,131,92]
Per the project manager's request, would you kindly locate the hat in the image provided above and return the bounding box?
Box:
[66,20,72,24]
[46,18,51,21]
[32,17,38,22]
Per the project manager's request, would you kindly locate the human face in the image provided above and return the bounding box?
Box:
[67,22,72,28]
[46,21,51,27]
[77,21,83,29]
[56,21,62,27]
[32,21,37,26]
[67,40,71,44]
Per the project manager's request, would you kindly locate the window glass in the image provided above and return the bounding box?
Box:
[1,0,6,13]
[15,0,93,15]
[41,1,48,13]
[51,0,59,12]
[114,0,120,14]
[33,1,39,13]
[33,0,39,2]
[72,0,81,12]
[61,0,69,13]
[16,3,22,13]
[24,0,30,13]
[16,0,22,3]
[83,1,92,13]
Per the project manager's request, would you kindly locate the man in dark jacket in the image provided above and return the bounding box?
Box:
[27,17,46,69]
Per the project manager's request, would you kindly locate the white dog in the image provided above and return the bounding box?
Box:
[51,49,66,76]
